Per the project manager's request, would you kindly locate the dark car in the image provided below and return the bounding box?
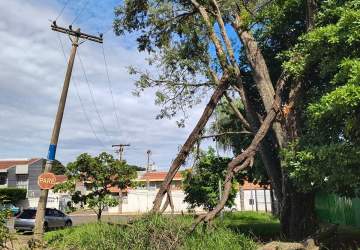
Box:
[14,208,72,232]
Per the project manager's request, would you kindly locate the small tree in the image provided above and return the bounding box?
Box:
[51,160,66,175]
[183,148,237,211]
[55,152,137,221]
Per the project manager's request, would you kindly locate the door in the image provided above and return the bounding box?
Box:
[45,209,57,228]
[53,209,66,227]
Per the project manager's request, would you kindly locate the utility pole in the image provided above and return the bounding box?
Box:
[34,22,103,241]
[146,150,151,211]
[112,144,130,162]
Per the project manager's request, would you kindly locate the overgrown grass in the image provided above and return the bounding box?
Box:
[220,211,280,241]
[45,214,257,250]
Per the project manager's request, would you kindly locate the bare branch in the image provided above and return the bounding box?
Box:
[200,131,251,140]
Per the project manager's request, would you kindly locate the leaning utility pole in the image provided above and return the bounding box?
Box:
[34,22,103,241]
[146,149,151,211]
[112,144,130,162]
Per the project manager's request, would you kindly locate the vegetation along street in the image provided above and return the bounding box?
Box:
[0,0,360,249]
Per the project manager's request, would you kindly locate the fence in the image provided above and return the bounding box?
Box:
[315,193,360,228]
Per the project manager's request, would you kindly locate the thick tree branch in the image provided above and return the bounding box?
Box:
[211,0,237,65]
[190,0,229,69]
[152,74,230,211]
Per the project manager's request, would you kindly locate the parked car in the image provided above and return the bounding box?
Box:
[14,208,72,232]
[0,203,20,216]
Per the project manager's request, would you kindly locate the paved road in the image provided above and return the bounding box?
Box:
[6,214,134,231]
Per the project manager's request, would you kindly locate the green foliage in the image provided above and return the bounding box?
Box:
[54,152,137,219]
[51,160,66,175]
[276,0,360,198]
[282,141,360,197]
[0,188,26,204]
[45,214,257,250]
[0,195,14,249]
[182,148,237,211]
[0,208,13,249]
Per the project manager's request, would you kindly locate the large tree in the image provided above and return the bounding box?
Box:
[114,0,359,240]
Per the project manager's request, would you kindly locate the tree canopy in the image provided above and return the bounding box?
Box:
[183,148,237,211]
[55,152,137,220]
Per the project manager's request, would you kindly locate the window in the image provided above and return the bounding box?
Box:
[0,173,7,185]
[16,174,28,189]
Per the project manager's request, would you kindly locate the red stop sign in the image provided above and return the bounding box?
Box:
[38,172,57,190]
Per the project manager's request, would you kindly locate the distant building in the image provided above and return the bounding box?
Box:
[0,158,69,210]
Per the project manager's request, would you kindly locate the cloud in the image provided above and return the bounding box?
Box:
[0,0,210,168]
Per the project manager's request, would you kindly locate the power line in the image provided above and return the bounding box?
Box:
[56,32,107,150]
[55,0,72,21]
[71,0,91,25]
[101,43,122,131]
[77,52,112,141]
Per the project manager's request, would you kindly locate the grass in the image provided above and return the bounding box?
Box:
[45,214,258,250]
[220,211,280,241]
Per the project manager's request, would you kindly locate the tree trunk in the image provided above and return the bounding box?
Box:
[152,78,229,211]
[280,186,317,240]
[232,18,318,240]
[119,190,123,214]
[97,208,102,221]
[306,0,316,31]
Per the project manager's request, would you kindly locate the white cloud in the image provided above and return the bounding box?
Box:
[0,0,211,168]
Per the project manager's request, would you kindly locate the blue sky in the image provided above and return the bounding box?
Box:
[0,0,218,169]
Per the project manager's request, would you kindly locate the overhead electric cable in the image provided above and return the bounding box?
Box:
[77,52,112,140]
[55,0,72,21]
[101,43,122,131]
[71,0,90,25]
[56,33,107,150]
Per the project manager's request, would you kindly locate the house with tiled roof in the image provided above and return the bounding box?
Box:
[136,171,182,190]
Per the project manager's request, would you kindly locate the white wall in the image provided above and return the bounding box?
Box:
[108,189,272,213]
[17,190,69,211]
[108,190,203,213]
[233,189,272,212]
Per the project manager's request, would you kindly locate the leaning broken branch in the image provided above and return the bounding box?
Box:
[192,72,288,229]
[152,75,230,212]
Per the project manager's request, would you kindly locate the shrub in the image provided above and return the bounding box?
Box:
[45,214,257,250]
[0,188,26,203]
[0,210,14,248]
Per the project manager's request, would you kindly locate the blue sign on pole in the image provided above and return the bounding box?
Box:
[47,144,57,161]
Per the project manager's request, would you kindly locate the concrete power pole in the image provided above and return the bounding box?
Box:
[112,144,130,162]
[34,22,103,241]
[146,150,151,211]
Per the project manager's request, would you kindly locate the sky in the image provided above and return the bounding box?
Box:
[0,0,216,169]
